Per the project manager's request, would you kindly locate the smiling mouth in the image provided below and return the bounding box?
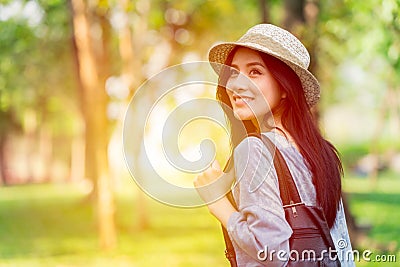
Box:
[233,94,254,105]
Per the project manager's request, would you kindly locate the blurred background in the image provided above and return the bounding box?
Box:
[0,0,399,266]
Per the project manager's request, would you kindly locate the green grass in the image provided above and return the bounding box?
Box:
[0,173,399,267]
[343,173,400,266]
[0,182,227,267]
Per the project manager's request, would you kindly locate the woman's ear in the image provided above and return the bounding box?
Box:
[281,91,287,99]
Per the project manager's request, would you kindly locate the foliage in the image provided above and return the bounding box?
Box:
[2,0,398,143]
[318,0,400,106]
[0,0,79,136]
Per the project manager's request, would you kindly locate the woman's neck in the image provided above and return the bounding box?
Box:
[256,116,300,151]
[252,113,283,133]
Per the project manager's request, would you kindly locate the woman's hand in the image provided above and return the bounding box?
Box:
[193,160,233,204]
[193,160,237,227]
[193,160,223,188]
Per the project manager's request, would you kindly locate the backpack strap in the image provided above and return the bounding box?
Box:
[259,134,302,205]
[221,155,238,266]
[220,133,301,266]
[221,193,238,266]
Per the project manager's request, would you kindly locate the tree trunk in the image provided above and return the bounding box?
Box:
[0,133,8,185]
[283,0,305,29]
[70,132,85,182]
[68,0,89,187]
[368,87,400,184]
[70,0,116,250]
[259,0,270,23]
[118,0,150,231]
[39,126,53,182]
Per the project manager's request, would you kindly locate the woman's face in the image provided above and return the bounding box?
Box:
[225,47,286,127]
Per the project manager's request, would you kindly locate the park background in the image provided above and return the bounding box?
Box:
[1,0,400,266]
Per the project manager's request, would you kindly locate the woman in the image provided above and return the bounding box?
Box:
[193,24,354,266]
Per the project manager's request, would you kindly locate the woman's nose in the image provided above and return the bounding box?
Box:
[227,73,250,93]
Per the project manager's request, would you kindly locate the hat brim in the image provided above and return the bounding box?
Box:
[208,42,320,107]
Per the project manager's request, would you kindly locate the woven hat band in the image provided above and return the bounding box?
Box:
[237,32,309,69]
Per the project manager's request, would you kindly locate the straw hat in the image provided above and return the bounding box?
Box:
[208,24,320,107]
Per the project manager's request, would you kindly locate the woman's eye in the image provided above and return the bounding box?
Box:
[229,68,239,77]
[249,69,262,76]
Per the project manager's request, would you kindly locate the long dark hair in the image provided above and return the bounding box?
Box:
[217,47,342,228]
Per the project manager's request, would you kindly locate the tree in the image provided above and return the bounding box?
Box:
[69,0,116,250]
[0,0,79,185]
